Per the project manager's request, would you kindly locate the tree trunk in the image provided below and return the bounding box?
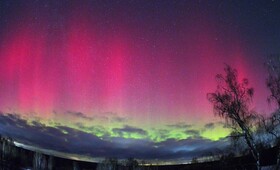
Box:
[275,146,280,170]
[242,129,261,170]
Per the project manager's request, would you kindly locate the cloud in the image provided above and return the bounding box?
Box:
[166,122,192,129]
[111,116,127,123]
[112,125,147,136]
[219,122,231,128]
[185,129,201,137]
[52,110,95,121]
[204,122,215,129]
[0,112,230,163]
[65,111,94,120]
[99,112,129,123]
[61,111,129,124]
[152,129,170,141]
[75,123,110,136]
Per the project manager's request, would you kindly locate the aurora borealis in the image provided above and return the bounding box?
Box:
[0,0,280,164]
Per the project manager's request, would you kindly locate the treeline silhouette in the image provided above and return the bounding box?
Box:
[0,135,278,170]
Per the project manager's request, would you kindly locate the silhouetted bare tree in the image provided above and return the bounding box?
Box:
[207,65,261,170]
[263,56,280,170]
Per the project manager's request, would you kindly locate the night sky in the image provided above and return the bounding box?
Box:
[0,0,280,164]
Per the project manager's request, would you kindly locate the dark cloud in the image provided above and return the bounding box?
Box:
[112,125,147,136]
[185,129,201,137]
[30,120,46,127]
[52,110,94,121]
[99,112,128,123]
[221,123,231,129]
[204,123,215,129]
[75,123,110,136]
[111,116,127,123]
[66,111,94,121]
[0,113,230,163]
[166,122,192,129]
[152,129,170,141]
[66,111,128,123]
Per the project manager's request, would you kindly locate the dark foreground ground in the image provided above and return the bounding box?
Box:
[0,137,277,170]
